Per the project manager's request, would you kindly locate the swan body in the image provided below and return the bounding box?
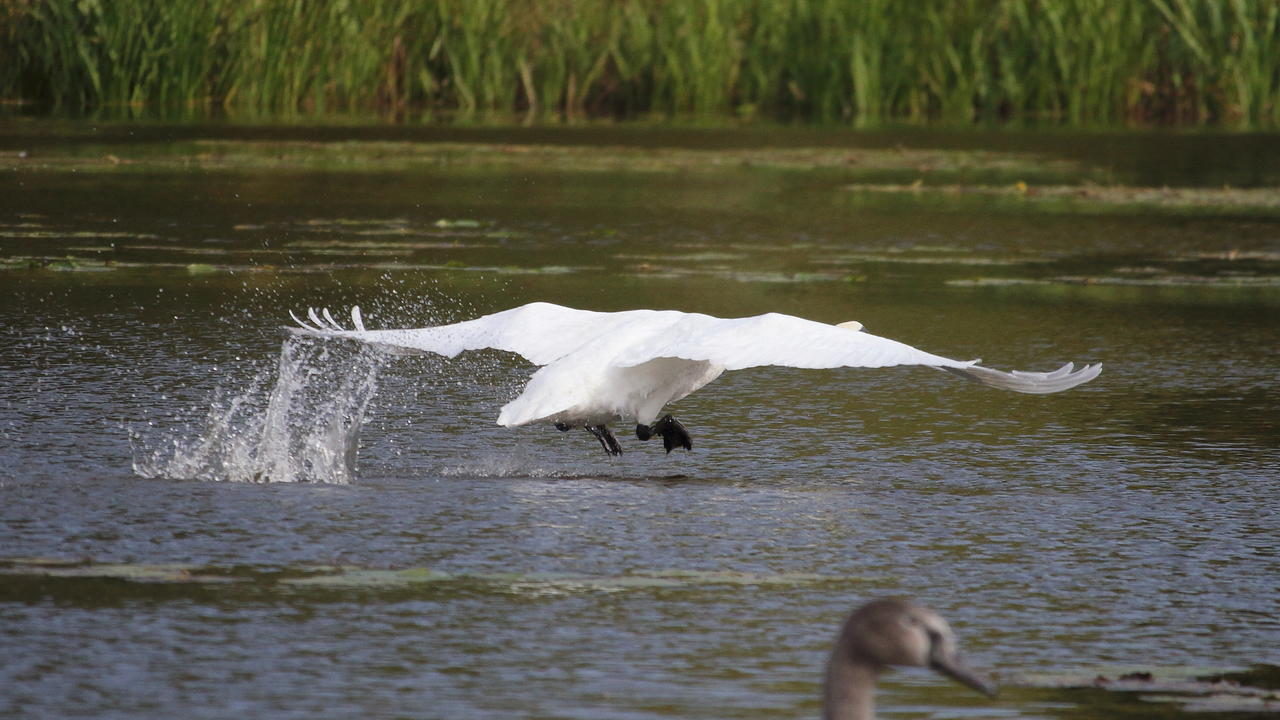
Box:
[825,598,996,720]
[289,302,1100,455]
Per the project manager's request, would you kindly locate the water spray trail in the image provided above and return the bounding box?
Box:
[133,336,385,483]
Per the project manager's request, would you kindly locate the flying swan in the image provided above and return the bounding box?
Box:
[289,302,1100,456]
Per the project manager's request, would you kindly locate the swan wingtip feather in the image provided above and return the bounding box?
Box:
[288,308,309,329]
[321,307,339,330]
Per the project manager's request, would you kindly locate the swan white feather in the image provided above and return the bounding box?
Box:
[288,301,1100,431]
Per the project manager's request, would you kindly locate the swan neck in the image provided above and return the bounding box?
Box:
[823,651,880,720]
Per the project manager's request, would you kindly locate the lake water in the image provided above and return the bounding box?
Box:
[1,122,1278,719]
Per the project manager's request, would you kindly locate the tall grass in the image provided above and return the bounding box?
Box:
[3,0,1279,126]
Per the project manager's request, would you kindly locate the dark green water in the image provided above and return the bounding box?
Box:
[1,122,1277,718]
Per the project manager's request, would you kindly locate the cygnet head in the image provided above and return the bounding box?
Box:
[824,598,995,720]
[835,320,865,332]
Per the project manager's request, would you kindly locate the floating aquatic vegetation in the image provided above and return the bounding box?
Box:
[814,252,1051,267]
[287,239,471,251]
[241,218,520,244]
[300,217,411,227]
[622,267,692,280]
[1055,274,1280,287]
[1,255,119,272]
[1014,667,1280,714]
[292,248,411,257]
[121,244,289,256]
[497,265,576,275]
[0,560,241,584]
[0,229,161,240]
[0,557,845,594]
[279,567,453,588]
[723,270,845,284]
[393,263,582,275]
[418,143,1084,176]
[847,182,1280,213]
[1,253,515,275]
[616,251,746,263]
[9,139,1088,181]
[1175,249,1280,262]
[622,264,848,284]
[946,278,1054,288]
[949,274,1280,289]
[296,218,468,236]
[946,274,1280,307]
[63,245,116,253]
[61,242,425,267]
[0,256,36,270]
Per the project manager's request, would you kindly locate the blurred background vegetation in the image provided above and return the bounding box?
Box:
[2,0,1278,126]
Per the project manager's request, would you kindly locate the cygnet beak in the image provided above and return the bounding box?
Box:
[930,650,998,698]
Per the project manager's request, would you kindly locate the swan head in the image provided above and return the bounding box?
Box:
[835,320,864,332]
[832,598,996,696]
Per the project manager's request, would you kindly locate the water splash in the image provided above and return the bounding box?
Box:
[133,336,385,483]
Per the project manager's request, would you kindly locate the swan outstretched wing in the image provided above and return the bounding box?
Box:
[610,311,1101,394]
[291,302,1101,394]
[288,301,675,366]
[937,361,1102,394]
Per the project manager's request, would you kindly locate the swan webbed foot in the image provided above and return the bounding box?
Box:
[654,414,692,453]
[587,425,622,456]
[637,414,692,453]
[554,422,572,432]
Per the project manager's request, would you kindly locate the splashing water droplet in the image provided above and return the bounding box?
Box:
[132,336,385,483]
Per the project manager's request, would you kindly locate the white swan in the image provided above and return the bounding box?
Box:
[825,598,996,720]
[289,302,1100,456]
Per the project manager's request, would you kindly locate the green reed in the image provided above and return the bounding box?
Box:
[3,0,1278,126]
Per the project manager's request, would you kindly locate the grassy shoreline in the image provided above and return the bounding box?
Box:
[3,0,1279,126]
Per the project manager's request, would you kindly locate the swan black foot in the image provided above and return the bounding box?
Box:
[636,414,692,453]
[587,425,622,456]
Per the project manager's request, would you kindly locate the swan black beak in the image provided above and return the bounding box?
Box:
[930,651,998,698]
